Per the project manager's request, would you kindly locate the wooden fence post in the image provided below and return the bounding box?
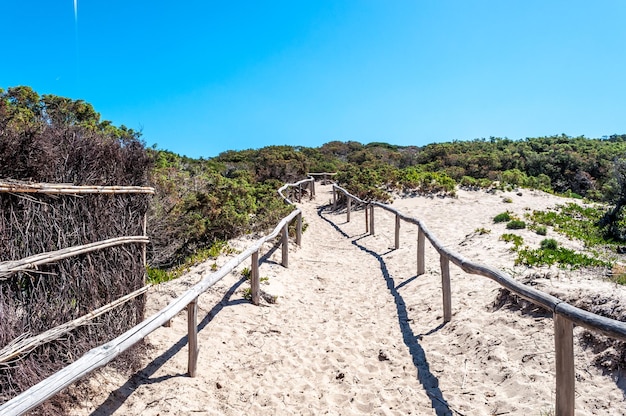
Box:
[347,197,351,222]
[251,251,260,306]
[555,314,575,416]
[395,215,400,249]
[282,224,289,268]
[296,213,302,246]
[187,298,199,377]
[369,204,375,236]
[417,228,425,275]
[439,254,452,323]
[365,203,369,233]
[311,179,315,199]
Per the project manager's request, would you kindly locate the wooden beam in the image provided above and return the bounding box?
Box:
[417,228,425,275]
[296,213,302,246]
[347,197,352,222]
[555,313,575,416]
[440,254,452,323]
[0,236,150,278]
[0,181,154,194]
[395,215,400,249]
[369,204,375,236]
[251,251,260,305]
[282,224,289,268]
[187,299,199,377]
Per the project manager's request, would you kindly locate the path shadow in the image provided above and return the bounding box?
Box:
[89,276,248,416]
[318,206,459,416]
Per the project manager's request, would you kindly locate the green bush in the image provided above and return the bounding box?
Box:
[506,220,526,229]
[494,212,512,223]
[540,238,558,250]
[535,225,548,236]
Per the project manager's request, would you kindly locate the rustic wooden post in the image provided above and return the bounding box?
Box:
[310,179,315,199]
[296,213,302,246]
[251,251,260,306]
[281,223,289,268]
[395,215,400,249]
[187,298,199,377]
[417,228,425,275]
[365,203,369,233]
[347,197,352,222]
[369,204,375,236]
[439,254,452,323]
[555,314,575,416]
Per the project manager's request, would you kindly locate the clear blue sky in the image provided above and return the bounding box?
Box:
[2,1,625,158]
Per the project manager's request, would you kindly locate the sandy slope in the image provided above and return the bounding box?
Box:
[71,184,626,415]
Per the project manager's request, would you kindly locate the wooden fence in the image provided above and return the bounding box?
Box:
[0,178,313,416]
[331,183,626,416]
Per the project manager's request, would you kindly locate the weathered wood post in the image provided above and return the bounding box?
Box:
[365,203,369,233]
[296,213,303,246]
[310,178,315,199]
[417,228,425,275]
[439,254,452,323]
[282,223,289,268]
[395,215,400,249]
[369,204,375,236]
[187,298,199,377]
[251,251,260,305]
[347,197,352,222]
[555,314,575,416]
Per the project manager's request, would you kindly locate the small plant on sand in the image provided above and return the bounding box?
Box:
[506,219,526,230]
[534,225,548,236]
[501,233,524,251]
[475,227,491,235]
[241,267,252,279]
[502,196,513,203]
[540,238,558,250]
[242,287,252,301]
[494,211,513,223]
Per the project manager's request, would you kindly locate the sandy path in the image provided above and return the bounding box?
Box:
[72,184,626,415]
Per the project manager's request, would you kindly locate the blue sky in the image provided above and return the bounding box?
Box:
[2,1,625,158]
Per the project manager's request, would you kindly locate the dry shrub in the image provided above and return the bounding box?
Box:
[0,117,151,413]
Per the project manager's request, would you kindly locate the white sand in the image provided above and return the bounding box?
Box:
[70,184,626,415]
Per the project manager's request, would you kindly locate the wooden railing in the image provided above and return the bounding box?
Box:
[331,184,626,416]
[0,178,313,416]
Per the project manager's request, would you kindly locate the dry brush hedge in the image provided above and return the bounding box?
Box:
[0,117,151,413]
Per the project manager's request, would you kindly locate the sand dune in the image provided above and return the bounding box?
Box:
[70,184,625,415]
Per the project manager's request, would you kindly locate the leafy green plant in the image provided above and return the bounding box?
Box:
[494,211,512,223]
[516,246,610,269]
[500,233,524,250]
[242,288,252,301]
[241,267,251,279]
[535,225,548,236]
[506,220,526,229]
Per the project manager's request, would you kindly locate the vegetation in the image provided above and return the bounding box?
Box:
[494,212,513,223]
[500,233,524,251]
[506,220,527,230]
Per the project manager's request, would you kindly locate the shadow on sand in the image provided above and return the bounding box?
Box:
[318,205,462,416]
[89,276,248,416]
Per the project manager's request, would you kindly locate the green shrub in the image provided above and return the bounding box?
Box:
[535,225,548,236]
[494,212,512,223]
[540,238,558,250]
[506,220,526,229]
[516,246,610,269]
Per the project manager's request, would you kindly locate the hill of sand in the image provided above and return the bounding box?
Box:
[69,184,625,415]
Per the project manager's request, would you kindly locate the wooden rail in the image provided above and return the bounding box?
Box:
[332,184,626,415]
[0,180,308,415]
[0,236,149,278]
[0,180,155,195]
